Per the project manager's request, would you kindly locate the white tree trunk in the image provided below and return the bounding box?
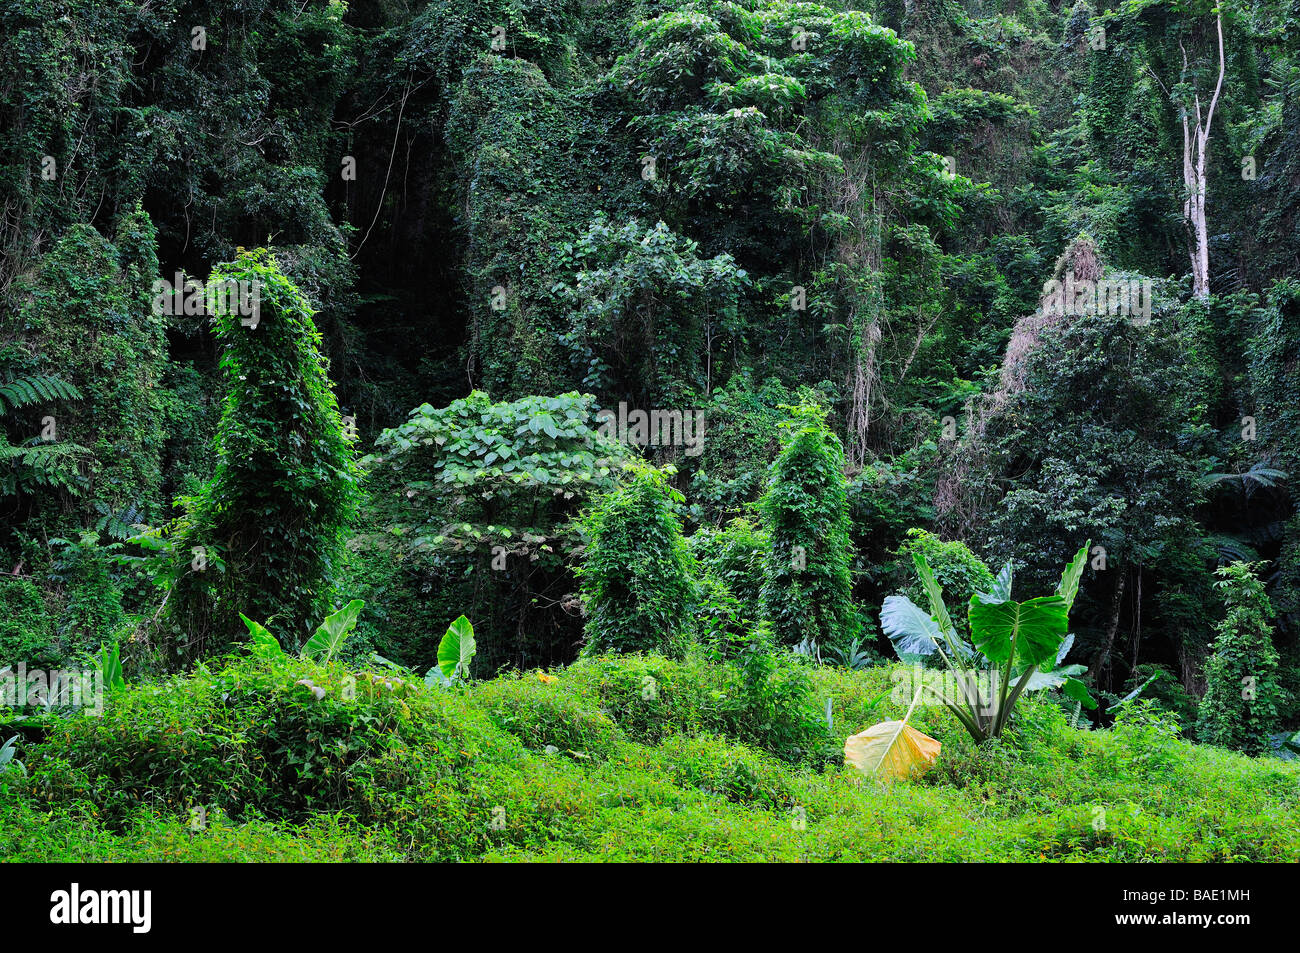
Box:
[1180,14,1226,300]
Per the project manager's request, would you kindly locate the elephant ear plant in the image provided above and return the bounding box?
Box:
[880,541,1096,742]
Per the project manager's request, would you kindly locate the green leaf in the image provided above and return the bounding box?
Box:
[240,613,285,659]
[912,553,958,642]
[1054,632,1076,668]
[977,560,1014,604]
[301,599,364,663]
[969,595,1069,668]
[1056,540,1091,611]
[96,642,125,693]
[1106,672,1158,711]
[1063,677,1099,710]
[435,615,476,683]
[880,594,941,662]
[1019,662,1086,691]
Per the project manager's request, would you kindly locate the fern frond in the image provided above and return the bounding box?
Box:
[0,438,89,497]
[0,375,84,415]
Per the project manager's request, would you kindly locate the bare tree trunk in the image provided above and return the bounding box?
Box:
[1177,14,1226,299]
[1178,637,1207,697]
[845,209,883,469]
[1130,568,1142,677]
[1090,569,1127,690]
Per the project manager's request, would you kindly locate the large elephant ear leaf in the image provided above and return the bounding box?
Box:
[436,615,476,682]
[241,613,285,660]
[880,594,941,663]
[844,720,942,782]
[969,595,1069,668]
[1019,662,1086,691]
[1053,632,1075,669]
[976,559,1014,605]
[1056,540,1091,611]
[843,682,941,782]
[302,599,364,663]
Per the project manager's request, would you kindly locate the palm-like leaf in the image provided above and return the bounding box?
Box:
[0,375,83,414]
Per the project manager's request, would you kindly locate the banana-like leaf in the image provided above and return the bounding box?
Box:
[1014,658,1098,710]
[976,559,1015,604]
[969,595,1069,667]
[435,615,476,682]
[96,642,125,693]
[880,594,942,662]
[1105,672,1159,711]
[240,613,285,659]
[844,720,942,781]
[913,553,959,644]
[301,599,365,664]
[1018,662,1086,691]
[1056,540,1091,611]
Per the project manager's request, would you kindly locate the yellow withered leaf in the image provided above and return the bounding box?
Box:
[844,721,941,782]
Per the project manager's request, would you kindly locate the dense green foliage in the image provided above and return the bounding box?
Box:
[1198,562,1283,755]
[578,462,697,658]
[4,650,1298,861]
[4,0,1300,864]
[759,404,860,652]
[167,250,359,659]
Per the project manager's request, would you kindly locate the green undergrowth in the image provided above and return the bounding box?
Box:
[3,652,1297,862]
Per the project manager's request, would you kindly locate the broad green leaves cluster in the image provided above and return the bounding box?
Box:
[241,599,365,664]
[881,540,1095,742]
[241,601,478,688]
[366,391,629,559]
[555,218,748,406]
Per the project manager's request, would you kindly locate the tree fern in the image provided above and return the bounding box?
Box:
[0,435,87,496]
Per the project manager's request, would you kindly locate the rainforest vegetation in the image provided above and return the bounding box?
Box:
[1,0,1299,863]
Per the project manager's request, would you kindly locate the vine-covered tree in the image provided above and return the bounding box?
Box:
[1198,561,1282,754]
[578,462,697,658]
[168,250,358,659]
[759,402,859,653]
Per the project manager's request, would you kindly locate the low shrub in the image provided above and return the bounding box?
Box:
[9,657,1299,862]
[472,671,626,761]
